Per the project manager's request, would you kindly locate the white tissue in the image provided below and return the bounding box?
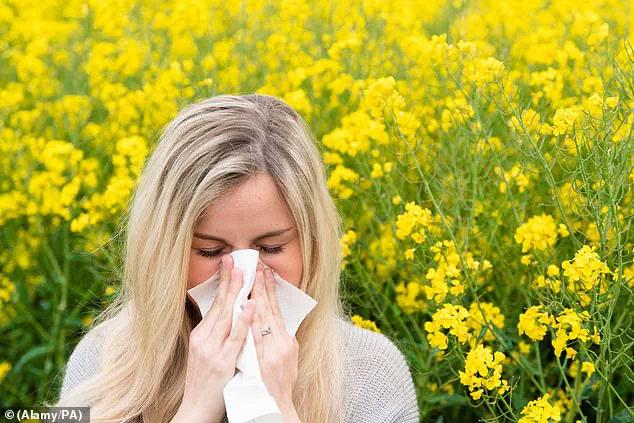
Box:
[186,249,318,423]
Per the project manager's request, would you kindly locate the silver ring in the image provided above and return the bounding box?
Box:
[260,327,272,336]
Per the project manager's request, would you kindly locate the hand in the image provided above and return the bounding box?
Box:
[250,261,300,418]
[173,255,256,423]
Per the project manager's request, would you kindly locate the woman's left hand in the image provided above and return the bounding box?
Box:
[250,261,301,420]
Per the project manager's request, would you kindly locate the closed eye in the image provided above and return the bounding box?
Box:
[196,245,284,258]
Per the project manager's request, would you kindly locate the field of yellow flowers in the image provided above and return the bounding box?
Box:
[1,0,633,421]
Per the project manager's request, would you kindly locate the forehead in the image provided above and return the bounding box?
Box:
[196,173,295,234]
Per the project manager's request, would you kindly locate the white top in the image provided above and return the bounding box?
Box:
[60,317,420,422]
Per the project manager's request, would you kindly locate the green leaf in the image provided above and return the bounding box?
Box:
[609,407,634,423]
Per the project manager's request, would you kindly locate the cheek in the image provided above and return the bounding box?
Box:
[187,253,220,290]
[264,243,303,288]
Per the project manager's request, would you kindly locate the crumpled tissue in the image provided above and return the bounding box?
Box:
[186,248,318,423]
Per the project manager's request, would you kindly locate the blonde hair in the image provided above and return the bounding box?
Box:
[56,94,347,422]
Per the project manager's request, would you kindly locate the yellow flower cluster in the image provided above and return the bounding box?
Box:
[518,305,600,359]
[351,315,381,333]
[568,359,596,379]
[424,301,503,350]
[340,230,358,270]
[424,304,470,350]
[322,110,388,157]
[71,136,148,232]
[518,393,561,423]
[394,236,493,310]
[551,106,583,136]
[546,389,575,418]
[395,201,441,243]
[466,302,505,346]
[324,75,421,162]
[508,109,550,138]
[425,241,467,303]
[395,281,428,315]
[458,343,509,400]
[326,164,360,199]
[533,264,562,293]
[463,56,506,88]
[582,92,620,118]
[0,275,16,326]
[362,76,406,120]
[0,275,16,303]
[551,309,600,359]
[495,163,536,194]
[365,222,400,281]
[5,138,94,225]
[527,68,563,107]
[518,305,555,341]
[514,214,569,264]
[340,230,357,260]
[561,245,613,307]
[440,94,475,133]
[424,240,492,303]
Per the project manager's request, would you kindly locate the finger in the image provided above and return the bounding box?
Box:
[222,267,243,327]
[264,268,280,317]
[252,274,266,328]
[250,313,264,362]
[196,255,231,333]
[211,255,232,313]
[253,262,272,315]
[263,267,287,336]
[226,298,256,356]
[253,267,272,325]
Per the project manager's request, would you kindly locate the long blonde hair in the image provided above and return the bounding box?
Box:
[56,94,346,422]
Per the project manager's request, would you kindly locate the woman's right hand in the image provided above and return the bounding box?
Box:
[172,254,256,423]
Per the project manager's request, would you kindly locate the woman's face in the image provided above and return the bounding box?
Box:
[188,172,303,290]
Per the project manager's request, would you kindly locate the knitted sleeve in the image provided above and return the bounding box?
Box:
[340,321,420,423]
[60,327,106,399]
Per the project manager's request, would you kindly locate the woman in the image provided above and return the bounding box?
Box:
[56,94,419,422]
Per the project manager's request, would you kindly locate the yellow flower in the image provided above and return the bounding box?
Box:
[395,201,435,242]
[587,22,609,46]
[82,315,94,326]
[466,302,505,344]
[518,340,532,355]
[0,361,11,384]
[518,394,561,422]
[514,214,561,254]
[581,361,595,377]
[395,281,426,314]
[464,56,505,87]
[351,315,381,333]
[551,309,591,357]
[424,304,471,350]
[458,343,509,400]
[518,305,554,341]
[551,106,582,136]
[561,245,612,305]
[405,248,416,260]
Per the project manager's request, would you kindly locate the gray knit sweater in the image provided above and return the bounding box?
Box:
[60,317,420,422]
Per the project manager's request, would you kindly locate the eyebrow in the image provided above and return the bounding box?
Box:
[193,226,294,243]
